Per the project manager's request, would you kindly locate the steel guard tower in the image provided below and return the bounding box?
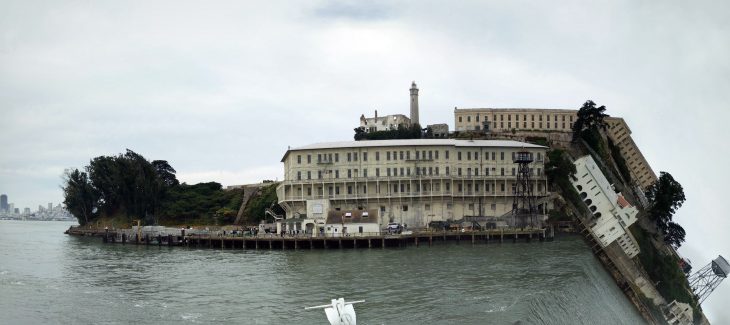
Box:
[688,255,729,304]
[512,150,536,228]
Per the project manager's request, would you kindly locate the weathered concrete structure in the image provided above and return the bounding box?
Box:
[571,155,640,258]
[277,139,549,228]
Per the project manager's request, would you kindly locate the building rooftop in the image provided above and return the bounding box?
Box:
[454,107,577,113]
[282,139,546,161]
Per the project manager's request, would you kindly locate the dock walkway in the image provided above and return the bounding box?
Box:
[66,227,554,250]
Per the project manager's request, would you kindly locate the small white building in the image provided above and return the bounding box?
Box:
[571,155,640,258]
[664,300,693,325]
[359,110,412,133]
[324,209,381,237]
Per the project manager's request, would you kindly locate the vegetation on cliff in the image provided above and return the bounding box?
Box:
[645,172,687,248]
[241,183,285,223]
[354,123,423,141]
[62,149,242,226]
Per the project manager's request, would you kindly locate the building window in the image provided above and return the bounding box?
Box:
[318,171,322,179]
[297,171,301,180]
[363,169,368,177]
[402,205,408,211]
[446,167,450,175]
[307,187,312,196]
[435,151,439,159]
[376,151,380,161]
[435,167,440,175]
[500,152,504,160]
[458,168,462,176]
[335,170,339,178]
[458,152,462,160]
[459,116,462,122]
[445,151,449,160]
[307,155,311,164]
[297,155,301,164]
[399,151,404,160]
[512,168,516,176]
[354,153,358,161]
[467,116,471,122]
[347,186,353,194]
[348,169,352,178]
[307,171,311,179]
[500,183,505,192]
[363,152,368,161]
[501,168,504,176]
[475,152,479,160]
[347,153,351,162]
[335,186,340,195]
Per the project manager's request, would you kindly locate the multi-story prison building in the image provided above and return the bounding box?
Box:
[454,107,657,190]
[276,139,549,228]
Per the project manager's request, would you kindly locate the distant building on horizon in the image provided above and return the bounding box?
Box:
[0,194,7,212]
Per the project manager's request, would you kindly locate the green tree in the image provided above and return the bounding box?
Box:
[152,160,179,187]
[664,222,686,249]
[646,172,686,225]
[545,149,576,185]
[572,100,608,141]
[62,168,98,226]
[645,172,686,246]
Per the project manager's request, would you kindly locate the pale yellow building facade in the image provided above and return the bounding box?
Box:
[454,108,657,190]
[604,117,658,190]
[277,139,549,228]
[454,108,577,133]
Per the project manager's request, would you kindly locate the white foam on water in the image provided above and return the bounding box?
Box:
[181,313,201,322]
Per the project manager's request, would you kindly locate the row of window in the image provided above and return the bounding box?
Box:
[296,151,542,164]
[295,166,543,180]
[331,203,510,213]
[291,182,545,196]
[479,121,573,130]
[458,113,575,123]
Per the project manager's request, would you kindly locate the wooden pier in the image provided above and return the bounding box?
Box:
[67,227,554,250]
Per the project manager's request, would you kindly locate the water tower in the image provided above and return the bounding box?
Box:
[688,255,729,304]
[512,150,536,228]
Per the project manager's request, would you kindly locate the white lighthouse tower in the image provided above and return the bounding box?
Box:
[409,81,419,126]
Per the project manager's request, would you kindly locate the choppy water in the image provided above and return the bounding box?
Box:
[0,220,645,324]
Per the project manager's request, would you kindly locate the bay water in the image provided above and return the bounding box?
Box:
[0,220,644,324]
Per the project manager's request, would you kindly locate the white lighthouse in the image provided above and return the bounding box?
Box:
[409,81,419,126]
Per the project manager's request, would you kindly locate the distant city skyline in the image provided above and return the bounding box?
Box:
[0,192,60,215]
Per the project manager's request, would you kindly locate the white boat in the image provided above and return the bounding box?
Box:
[304,298,364,325]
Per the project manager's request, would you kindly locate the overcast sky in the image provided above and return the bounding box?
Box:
[1,0,729,322]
